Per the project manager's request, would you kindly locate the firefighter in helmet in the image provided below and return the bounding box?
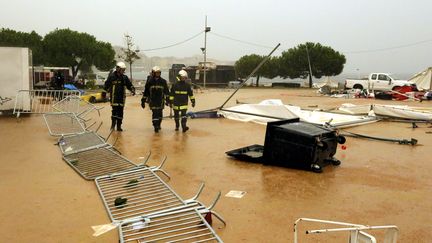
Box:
[104,61,135,131]
[169,70,195,132]
[141,66,170,133]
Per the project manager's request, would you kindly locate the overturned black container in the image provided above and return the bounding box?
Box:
[226,118,346,173]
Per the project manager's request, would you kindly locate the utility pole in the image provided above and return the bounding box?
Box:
[203,15,211,88]
[305,44,313,88]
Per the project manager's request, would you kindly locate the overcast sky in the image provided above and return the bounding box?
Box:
[1,0,431,76]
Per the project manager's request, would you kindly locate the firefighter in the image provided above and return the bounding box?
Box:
[141,66,170,133]
[169,70,195,132]
[104,61,135,131]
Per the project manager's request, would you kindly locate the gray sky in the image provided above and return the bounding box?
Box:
[1,0,432,76]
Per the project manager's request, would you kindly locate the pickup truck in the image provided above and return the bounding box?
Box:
[345,73,415,91]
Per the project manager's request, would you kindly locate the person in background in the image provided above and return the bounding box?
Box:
[54,71,65,90]
[141,66,170,133]
[169,70,195,132]
[104,61,135,131]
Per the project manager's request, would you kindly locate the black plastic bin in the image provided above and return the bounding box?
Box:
[226,118,345,173]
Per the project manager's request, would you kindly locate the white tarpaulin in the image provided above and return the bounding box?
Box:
[373,104,432,120]
[409,67,432,91]
[312,77,339,89]
[339,103,374,115]
[219,99,377,128]
[338,103,432,120]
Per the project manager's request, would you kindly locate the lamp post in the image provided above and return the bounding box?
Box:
[203,15,211,88]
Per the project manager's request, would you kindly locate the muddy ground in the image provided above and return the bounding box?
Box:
[0,88,431,242]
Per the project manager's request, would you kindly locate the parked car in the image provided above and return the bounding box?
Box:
[345,73,415,91]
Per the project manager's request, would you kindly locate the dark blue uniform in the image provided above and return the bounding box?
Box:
[142,76,170,132]
[104,71,135,131]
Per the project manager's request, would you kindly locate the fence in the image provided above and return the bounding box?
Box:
[13,90,81,117]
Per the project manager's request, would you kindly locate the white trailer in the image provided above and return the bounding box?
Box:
[0,47,32,112]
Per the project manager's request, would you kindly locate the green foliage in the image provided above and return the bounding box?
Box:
[235,54,280,86]
[279,42,346,79]
[235,42,345,88]
[0,28,44,64]
[235,54,263,79]
[43,28,115,79]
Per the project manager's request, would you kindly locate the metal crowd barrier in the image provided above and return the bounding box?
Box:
[52,95,102,119]
[95,167,185,221]
[95,167,225,224]
[13,90,80,117]
[58,131,109,155]
[43,112,86,136]
[118,207,223,243]
[294,218,398,243]
[63,147,139,180]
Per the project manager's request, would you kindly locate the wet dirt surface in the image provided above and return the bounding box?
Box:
[0,88,431,242]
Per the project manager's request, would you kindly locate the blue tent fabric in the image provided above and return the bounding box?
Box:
[64,84,84,94]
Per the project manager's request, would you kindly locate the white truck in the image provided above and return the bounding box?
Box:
[0,47,33,112]
[345,73,415,91]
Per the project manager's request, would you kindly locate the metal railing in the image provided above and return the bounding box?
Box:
[95,166,185,221]
[58,131,109,155]
[43,113,86,136]
[63,147,138,180]
[118,207,223,243]
[52,95,102,118]
[13,90,80,117]
[294,218,398,243]
[95,167,225,225]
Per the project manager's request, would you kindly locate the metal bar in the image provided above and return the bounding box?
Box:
[43,112,86,136]
[219,108,292,120]
[95,167,187,221]
[13,90,80,115]
[59,131,109,155]
[307,225,399,234]
[123,215,200,234]
[137,227,209,242]
[124,219,203,238]
[102,180,167,197]
[219,43,280,109]
[168,233,214,243]
[63,147,137,180]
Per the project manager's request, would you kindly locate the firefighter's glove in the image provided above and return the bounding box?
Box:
[140,98,145,109]
[191,100,196,108]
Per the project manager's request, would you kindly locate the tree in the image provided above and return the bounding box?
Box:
[235,54,278,87]
[234,54,272,87]
[118,34,140,80]
[0,28,44,65]
[278,42,346,88]
[43,28,115,80]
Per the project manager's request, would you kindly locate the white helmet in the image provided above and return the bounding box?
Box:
[152,66,161,72]
[178,70,188,78]
[116,61,126,69]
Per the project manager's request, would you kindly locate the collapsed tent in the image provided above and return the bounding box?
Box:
[312,77,340,89]
[338,103,432,120]
[409,67,432,91]
[219,99,377,128]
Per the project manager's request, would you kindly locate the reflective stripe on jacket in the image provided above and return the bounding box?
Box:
[143,77,170,109]
[170,81,194,110]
